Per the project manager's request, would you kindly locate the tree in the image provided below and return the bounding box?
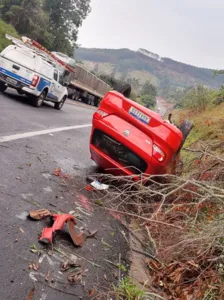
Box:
[0,0,53,48]
[141,80,157,98]
[139,80,157,108]
[182,85,210,111]
[0,19,19,51]
[140,94,156,109]
[44,0,91,55]
[0,0,91,54]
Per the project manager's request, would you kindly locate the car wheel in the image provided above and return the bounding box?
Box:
[0,82,7,92]
[114,83,132,98]
[173,120,194,160]
[54,96,66,110]
[179,120,194,144]
[71,93,76,100]
[32,91,46,107]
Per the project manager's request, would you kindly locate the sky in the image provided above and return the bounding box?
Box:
[78,0,224,69]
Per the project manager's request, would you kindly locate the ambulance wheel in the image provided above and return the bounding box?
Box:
[32,91,46,107]
[54,96,66,110]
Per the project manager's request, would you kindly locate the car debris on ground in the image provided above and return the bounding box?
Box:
[28,209,98,247]
[29,208,52,220]
[90,180,109,191]
[86,175,110,190]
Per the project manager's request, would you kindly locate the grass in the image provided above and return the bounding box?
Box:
[114,277,145,300]
[0,19,20,52]
[113,277,165,300]
[172,103,224,173]
[173,103,224,148]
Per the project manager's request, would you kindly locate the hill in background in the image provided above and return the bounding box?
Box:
[75,47,224,97]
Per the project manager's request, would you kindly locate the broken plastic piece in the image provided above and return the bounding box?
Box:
[67,220,87,246]
[85,185,94,191]
[29,209,52,220]
[90,180,109,191]
[39,214,87,247]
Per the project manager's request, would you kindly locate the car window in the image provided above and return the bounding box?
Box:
[40,62,53,79]
[59,74,64,85]
[53,70,58,81]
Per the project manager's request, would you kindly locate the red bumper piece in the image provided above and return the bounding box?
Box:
[39,214,86,246]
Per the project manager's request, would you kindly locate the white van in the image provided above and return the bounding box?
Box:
[0,45,68,109]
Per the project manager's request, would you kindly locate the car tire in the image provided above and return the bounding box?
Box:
[32,91,46,107]
[173,120,194,160]
[54,96,66,110]
[179,120,194,144]
[0,82,7,92]
[114,83,132,98]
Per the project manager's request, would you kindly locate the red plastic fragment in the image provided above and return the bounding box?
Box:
[39,213,96,247]
[39,214,76,244]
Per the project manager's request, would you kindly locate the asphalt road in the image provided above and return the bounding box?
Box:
[156,97,167,117]
[0,91,129,300]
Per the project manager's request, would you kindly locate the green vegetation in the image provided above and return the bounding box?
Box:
[114,277,145,300]
[171,85,224,175]
[172,84,224,110]
[0,0,91,55]
[139,81,157,108]
[0,19,19,52]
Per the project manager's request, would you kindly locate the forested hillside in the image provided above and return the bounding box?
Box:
[75,48,224,96]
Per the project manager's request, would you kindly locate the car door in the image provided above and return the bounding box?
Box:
[57,73,66,101]
[48,69,60,101]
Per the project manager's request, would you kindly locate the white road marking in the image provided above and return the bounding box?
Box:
[0,124,91,143]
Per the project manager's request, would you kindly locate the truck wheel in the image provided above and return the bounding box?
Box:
[32,91,46,107]
[71,93,76,100]
[94,98,99,107]
[17,89,25,95]
[0,82,7,92]
[54,96,66,110]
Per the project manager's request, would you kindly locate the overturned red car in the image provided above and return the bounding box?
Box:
[90,90,192,176]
